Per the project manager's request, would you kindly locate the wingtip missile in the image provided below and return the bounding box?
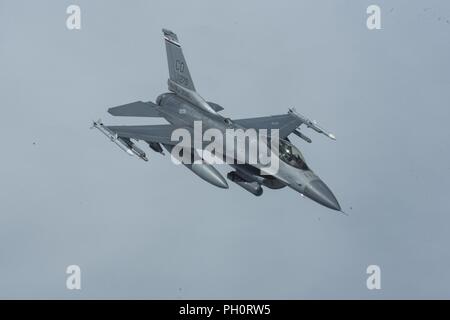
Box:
[288,108,336,141]
[91,119,102,129]
[91,120,148,161]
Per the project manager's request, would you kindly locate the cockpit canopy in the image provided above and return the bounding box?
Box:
[279,139,309,170]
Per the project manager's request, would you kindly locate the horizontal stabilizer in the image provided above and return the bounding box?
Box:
[108,101,161,117]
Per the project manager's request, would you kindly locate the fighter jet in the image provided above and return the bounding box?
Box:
[92,29,342,211]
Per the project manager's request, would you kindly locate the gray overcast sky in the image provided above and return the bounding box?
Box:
[1,0,450,299]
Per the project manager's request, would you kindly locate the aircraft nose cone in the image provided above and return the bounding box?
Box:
[303,179,341,211]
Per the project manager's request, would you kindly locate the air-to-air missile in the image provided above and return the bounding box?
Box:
[91,120,148,161]
[288,108,336,141]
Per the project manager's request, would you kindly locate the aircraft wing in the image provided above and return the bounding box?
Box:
[108,101,162,117]
[233,109,336,141]
[233,114,302,138]
[106,124,185,146]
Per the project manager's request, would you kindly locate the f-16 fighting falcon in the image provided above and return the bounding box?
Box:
[92,29,343,212]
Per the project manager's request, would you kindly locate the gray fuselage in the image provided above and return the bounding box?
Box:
[156,93,341,211]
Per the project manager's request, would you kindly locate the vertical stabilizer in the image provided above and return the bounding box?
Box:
[163,29,196,91]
